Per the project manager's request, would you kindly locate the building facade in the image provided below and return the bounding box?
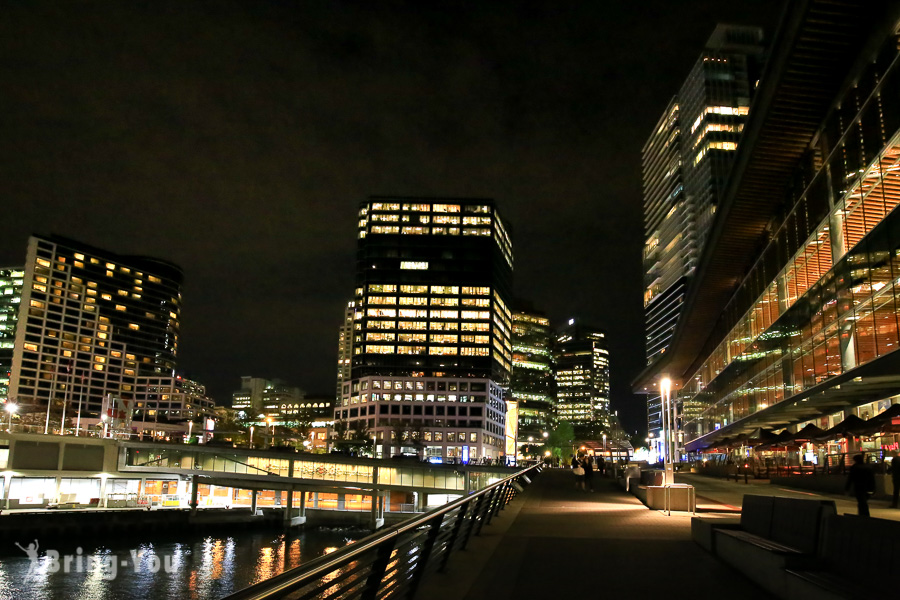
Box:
[510,304,555,437]
[1,267,24,403]
[8,235,183,428]
[335,197,514,462]
[634,2,900,459]
[554,321,609,428]
[132,375,216,422]
[642,25,765,455]
[336,300,355,401]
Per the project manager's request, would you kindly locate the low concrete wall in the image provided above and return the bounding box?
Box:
[769,473,892,499]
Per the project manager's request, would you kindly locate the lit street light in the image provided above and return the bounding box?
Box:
[249,425,255,448]
[5,402,17,431]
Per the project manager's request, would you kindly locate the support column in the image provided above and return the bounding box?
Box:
[299,490,307,517]
[283,486,294,525]
[337,493,345,510]
[370,491,378,528]
[99,475,109,509]
[189,474,199,514]
[3,473,12,510]
[251,490,258,514]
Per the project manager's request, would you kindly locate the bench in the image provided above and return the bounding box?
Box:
[710,495,836,596]
[785,513,900,600]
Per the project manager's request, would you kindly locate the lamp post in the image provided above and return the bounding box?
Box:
[5,402,17,432]
[661,377,673,485]
[249,425,255,448]
[187,420,193,443]
[267,417,275,446]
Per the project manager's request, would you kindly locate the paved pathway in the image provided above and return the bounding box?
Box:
[418,469,777,600]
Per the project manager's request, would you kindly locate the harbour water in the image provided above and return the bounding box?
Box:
[0,526,367,600]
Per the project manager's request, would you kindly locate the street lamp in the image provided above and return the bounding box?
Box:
[249,425,255,448]
[661,377,674,485]
[5,402,17,431]
[187,420,194,443]
[266,417,275,445]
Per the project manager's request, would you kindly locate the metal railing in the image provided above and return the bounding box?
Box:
[220,463,541,600]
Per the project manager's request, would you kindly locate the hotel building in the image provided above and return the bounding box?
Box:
[8,235,183,427]
[634,1,900,457]
[554,321,609,428]
[335,197,514,462]
[510,304,555,437]
[642,24,765,454]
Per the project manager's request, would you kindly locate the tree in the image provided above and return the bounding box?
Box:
[545,421,575,460]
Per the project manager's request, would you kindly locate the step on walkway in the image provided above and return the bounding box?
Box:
[417,469,776,600]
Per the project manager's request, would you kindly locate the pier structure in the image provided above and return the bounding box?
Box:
[0,432,517,528]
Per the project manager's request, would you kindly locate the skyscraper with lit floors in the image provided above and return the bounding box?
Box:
[641,24,765,457]
[335,197,514,462]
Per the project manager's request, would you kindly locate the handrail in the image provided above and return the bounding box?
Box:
[220,463,542,600]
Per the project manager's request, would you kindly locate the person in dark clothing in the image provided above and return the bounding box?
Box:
[890,452,900,509]
[845,454,876,517]
[582,456,595,492]
[597,455,606,477]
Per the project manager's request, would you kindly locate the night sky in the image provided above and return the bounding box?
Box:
[1,1,783,435]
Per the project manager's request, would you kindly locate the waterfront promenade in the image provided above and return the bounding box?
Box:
[418,468,900,599]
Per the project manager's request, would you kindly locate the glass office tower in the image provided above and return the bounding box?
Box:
[554,321,609,428]
[510,305,555,437]
[1,267,25,403]
[642,25,765,455]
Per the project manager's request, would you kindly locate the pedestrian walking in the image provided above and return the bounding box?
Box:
[582,456,594,492]
[597,455,606,477]
[572,458,585,490]
[889,451,900,509]
[845,454,876,517]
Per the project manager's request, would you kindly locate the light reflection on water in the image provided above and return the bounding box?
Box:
[0,528,363,600]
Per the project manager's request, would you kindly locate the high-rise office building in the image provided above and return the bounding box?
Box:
[641,25,765,454]
[634,1,900,458]
[1,267,25,403]
[9,235,183,426]
[335,197,514,461]
[510,304,555,437]
[336,300,355,401]
[554,320,609,428]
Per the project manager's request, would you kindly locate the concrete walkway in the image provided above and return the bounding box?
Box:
[418,469,777,600]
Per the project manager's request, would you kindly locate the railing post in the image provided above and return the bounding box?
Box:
[360,536,398,600]
[475,487,497,535]
[465,491,489,543]
[406,513,444,599]
[439,501,470,571]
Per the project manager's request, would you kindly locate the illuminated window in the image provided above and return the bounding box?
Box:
[429,346,458,355]
[368,296,397,305]
[400,285,427,293]
[398,321,427,330]
[36,258,51,268]
[401,261,428,270]
[399,309,428,318]
[367,308,396,318]
[365,345,394,354]
[398,333,426,342]
[430,310,458,319]
[366,332,396,342]
[430,297,458,306]
[399,296,428,306]
[128,323,140,330]
[103,294,113,301]
[430,285,459,295]
[397,345,426,355]
[368,284,397,293]
[433,204,460,213]
[148,275,162,284]
[115,304,126,311]
[430,334,458,344]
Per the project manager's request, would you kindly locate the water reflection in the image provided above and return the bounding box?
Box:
[0,528,364,600]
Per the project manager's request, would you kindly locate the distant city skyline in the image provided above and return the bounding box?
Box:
[0,1,783,434]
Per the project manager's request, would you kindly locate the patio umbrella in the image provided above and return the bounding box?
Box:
[757,429,796,451]
[813,414,868,441]
[787,423,826,444]
[745,429,777,447]
[858,403,900,435]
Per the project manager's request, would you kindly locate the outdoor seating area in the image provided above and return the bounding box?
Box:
[693,494,837,598]
[695,402,900,480]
